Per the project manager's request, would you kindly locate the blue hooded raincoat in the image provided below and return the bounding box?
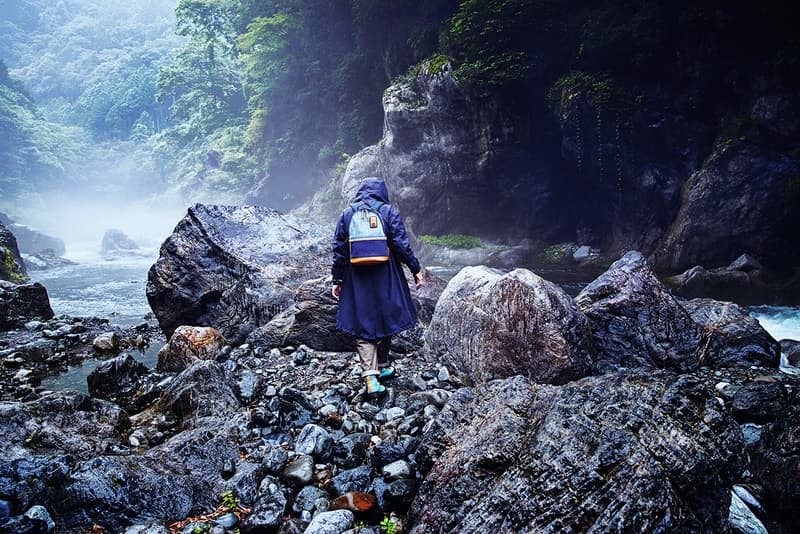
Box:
[332,178,421,340]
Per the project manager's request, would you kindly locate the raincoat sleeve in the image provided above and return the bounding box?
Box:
[385,205,421,275]
[331,210,349,282]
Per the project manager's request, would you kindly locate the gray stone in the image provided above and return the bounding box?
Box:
[155,360,240,419]
[302,510,353,534]
[382,460,412,481]
[294,424,333,460]
[332,433,372,470]
[731,381,789,423]
[262,448,289,476]
[573,245,592,261]
[729,491,767,534]
[576,251,702,373]
[123,525,169,534]
[684,299,779,368]
[329,466,373,496]
[410,371,744,532]
[24,505,55,532]
[92,331,119,352]
[241,476,287,532]
[426,266,591,385]
[293,485,328,513]
[280,455,314,488]
[0,281,54,331]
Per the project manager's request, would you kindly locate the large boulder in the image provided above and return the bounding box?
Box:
[575,251,701,373]
[156,325,227,372]
[154,360,240,420]
[409,371,744,533]
[0,222,28,284]
[425,266,591,385]
[147,204,329,344]
[652,141,800,274]
[0,280,54,331]
[683,298,780,368]
[100,229,140,259]
[248,267,444,352]
[750,388,800,532]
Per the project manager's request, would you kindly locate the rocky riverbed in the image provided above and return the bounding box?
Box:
[2,205,800,533]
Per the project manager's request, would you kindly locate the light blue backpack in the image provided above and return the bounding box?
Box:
[348,200,389,264]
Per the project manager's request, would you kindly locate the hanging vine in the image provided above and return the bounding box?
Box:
[595,105,604,183]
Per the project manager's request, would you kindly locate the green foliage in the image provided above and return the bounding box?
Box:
[536,242,575,263]
[2,247,27,284]
[547,71,624,113]
[379,516,397,534]
[220,490,239,511]
[441,0,535,89]
[419,234,483,249]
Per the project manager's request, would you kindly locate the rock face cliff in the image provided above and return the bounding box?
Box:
[339,62,800,296]
[341,63,565,245]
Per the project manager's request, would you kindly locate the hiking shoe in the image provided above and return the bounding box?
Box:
[365,375,386,396]
[379,366,396,380]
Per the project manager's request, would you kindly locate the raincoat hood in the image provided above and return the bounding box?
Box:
[354,177,390,204]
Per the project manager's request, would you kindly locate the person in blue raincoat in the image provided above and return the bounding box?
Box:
[331,177,424,395]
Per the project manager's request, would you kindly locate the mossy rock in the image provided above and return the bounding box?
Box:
[419,234,484,249]
[1,246,28,284]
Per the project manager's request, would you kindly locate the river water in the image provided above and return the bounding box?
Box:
[31,260,800,393]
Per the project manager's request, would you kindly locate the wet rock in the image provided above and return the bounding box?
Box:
[123,525,169,534]
[23,506,54,532]
[280,455,314,488]
[100,229,139,259]
[750,387,800,531]
[92,332,119,352]
[576,251,701,373]
[332,433,372,469]
[731,381,789,423]
[0,391,129,460]
[237,370,262,404]
[729,491,768,534]
[87,354,149,407]
[294,424,333,460]
[155,360,239,419]
[21,249,76,272]
[293,485,328,513]
[221,462,262,507]
[0,456,72,513]
[262,448,289,476]
[369,438,418,470]
[147,205,329,344]
[684,299,780,368]
[303,509,353,534]
[156,325,227,372]
[248,276,355,352]
[426,266,591,385]
[382,460,412,481]
[330,466,373,496]
[0,514,48,533]
[782,339,800,366]
[0,281,54,331]
[410,371,744,532]
[241,476,287,532]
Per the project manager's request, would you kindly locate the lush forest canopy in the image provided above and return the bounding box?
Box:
[1,0,798,216]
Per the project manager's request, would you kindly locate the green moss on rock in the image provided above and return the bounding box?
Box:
[419,234,483,249]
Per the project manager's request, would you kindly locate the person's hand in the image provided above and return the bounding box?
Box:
[414,271,424,289]
[332,284,341,300]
